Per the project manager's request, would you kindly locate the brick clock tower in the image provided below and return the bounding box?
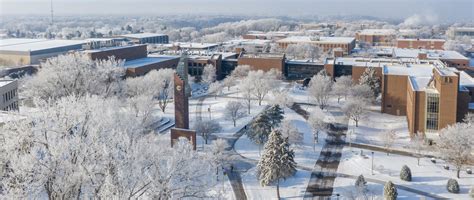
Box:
[170,53,197,150]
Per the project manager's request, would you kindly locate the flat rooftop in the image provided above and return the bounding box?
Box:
[0,79,15,87]
[241,53,285,59]
[277,36,355,44]
[123,56,178,69]
[331,57,403,67]
[0,39,85,53]
[397,38,445,42]
[358,29,396,35]
[121,33,167,39]
[164,42,219,49]
[393,48,468,60]
[409,76,432,91]
[383,64,434,77]
[83,44,145,53]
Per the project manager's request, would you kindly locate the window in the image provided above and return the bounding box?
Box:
[426,93,440,131]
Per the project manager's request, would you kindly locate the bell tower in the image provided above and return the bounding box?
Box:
[170,53,196,149]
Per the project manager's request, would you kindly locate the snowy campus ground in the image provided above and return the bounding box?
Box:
[335,146,474,199]
[154,81,473,199]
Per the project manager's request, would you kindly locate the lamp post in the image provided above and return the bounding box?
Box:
[371,151,374,175]
[208,105,211,120]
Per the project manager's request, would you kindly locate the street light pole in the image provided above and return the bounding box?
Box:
[371,151,374,175]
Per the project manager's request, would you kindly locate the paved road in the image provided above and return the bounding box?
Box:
[291,103,348,199]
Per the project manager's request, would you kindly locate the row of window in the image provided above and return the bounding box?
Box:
[3,101,18,111]
[2,89,17,103]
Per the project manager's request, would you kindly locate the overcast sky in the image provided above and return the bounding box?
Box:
[1,0,473,22]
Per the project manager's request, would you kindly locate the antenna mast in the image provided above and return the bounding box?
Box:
[50,0,54,25]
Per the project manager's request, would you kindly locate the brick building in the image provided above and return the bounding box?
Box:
[356,29,396,46]
[381,61,474,136]
[277,36,356,55]
[120,33,169,44]
[85,45,179,77]
[392,48,470,70]
[237,53,286,73]
[396,38,445,50]
[0,79,18,111]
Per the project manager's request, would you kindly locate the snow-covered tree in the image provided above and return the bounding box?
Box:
[463,112,474,125]
[410,132,425,166]
[257,130,296,199]
[230,65,251,79]
[355,174,368,198]
[265,105,284,128]
[193,119,222,145]
[350,84,374,102]
[125,68,175,112]
[208,81,223,99]
[383,181,397,200]
[209,139,231,179]
[307,109,325,149]
[248,113,272,154]
[239,78,254,114]
[400,165,412,181]
[24,53,125,100]
[447,179,460,193]
[359,67,381,98]
[224,101,246,127]
[469,186,474,198]
[223,76,235,91]
[280,120,303,146]
[202,64,217,84]
[270,88,294,107]
[380,129,397,155]
[0,94,215,199]
[342,98,368,127]
[247,70,278,106]
[308,73,333,109]
[437,123,473,178]
[332,76,352,103]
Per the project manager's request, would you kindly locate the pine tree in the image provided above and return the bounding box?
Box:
[400,165,412,181]
[248,114,272,154]
[265,105,284,128]
[447,179,460,193]
[359,67,380,98]
[383,181,397,200]
[257,130,296,199]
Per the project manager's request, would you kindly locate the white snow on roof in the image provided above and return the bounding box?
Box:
[164,42,219,49]
[359,29,396,35]
[460,71,474,88]
[84,44,145,53]
[123,56,178,69]
[409,76,432,91]
[0,38,46,47]
[223,39,271,46]
[277,36,355,44]
[397,38,445,42]
[393,48,467,60]
[332,57,401,67]
[383,64,434,77]
[0,39,85,52]
[121,33,167,38]
[0,79,14,87]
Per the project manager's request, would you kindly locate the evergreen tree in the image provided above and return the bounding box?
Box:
[257,130,296,199]
[447,179,460,193]
[359,67,381,98]
[400,165,412,181]
[383,181,397,200]
[355,174,368,196]
[265,105,284,128]
[248,114,272,154]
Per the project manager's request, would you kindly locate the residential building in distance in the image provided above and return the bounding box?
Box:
[276,36,356,55]
[447,27,474,39]
[120,33,169,44]
[356,29,397,46]
[85,45,179,77]
[0,79,19,111]
[0,38,85,65]
[162,42,219,52]
[396,38,445,50]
